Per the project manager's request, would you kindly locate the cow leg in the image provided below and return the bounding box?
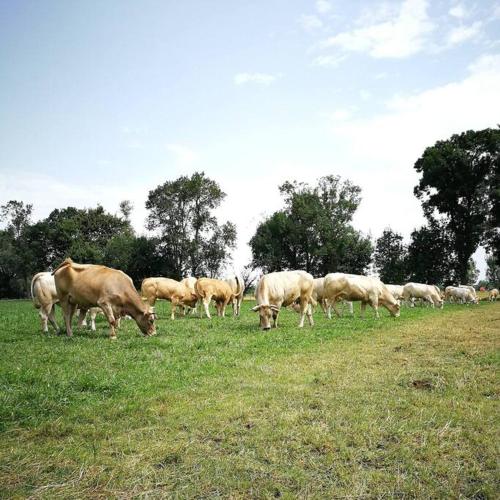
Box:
[76,308,88,328]
[203,297,211,319]
[360,302,367,319]
[170,299,179,320]
[272,310,279,328]
[61,300,76,337]
[47,304,60,333]
[38,307,49,333]
[98,302,118,340]
[331,299,342,318]
[90,309,98,331]
[306,303,314,326]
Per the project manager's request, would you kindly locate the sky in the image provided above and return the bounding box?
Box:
[1,0,499,278]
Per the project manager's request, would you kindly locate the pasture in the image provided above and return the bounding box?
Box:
[1,299,499,498]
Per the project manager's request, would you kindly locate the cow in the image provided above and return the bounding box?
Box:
[31,272,60,333]
[179,277,198,315]
[53,258,156,339]
[385,284,405,303]
[225,274,244,316]
[252,270,315,330]
[489,288,499,302]
[324,273,400,319]
[294,277,352,319]
[195,278,234,319]
[403,283,443,308]
[141,277,197,320]
[445,286,478,304]
[459,284,477,301]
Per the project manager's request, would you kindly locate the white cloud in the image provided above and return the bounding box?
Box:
[233,72,279,85]
[300,14,323,31]
[446,21,482,46]
[494,3,500,19]
[360,89,372,101]
[316,1,332,14]
[326,52,500,255]
[449,3,468,19]
[311,54,347,67]
[331,109,353,121]
[318,0,434,59]
[166,143,198,164]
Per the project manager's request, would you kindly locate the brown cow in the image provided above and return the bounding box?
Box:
[53,258,155,339]
[195,278,234,318]
[141,277,198,320]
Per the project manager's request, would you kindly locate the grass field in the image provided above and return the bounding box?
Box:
[0,298,499,498]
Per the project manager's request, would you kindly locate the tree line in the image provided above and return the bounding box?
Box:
[1,128,499,298]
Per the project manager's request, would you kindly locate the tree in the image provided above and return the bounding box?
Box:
[486,255,500,288]
[414,128,500,283]
[374,229,407,283]
[250,175,372,275]
[465,259,479,285]
[146,172,236,279]
[406,221,454,285]
[119,200,133,221]
[0,200,33,239]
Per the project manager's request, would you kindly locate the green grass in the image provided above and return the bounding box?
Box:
[0,299,499,498]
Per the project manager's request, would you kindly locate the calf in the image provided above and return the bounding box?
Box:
[53,258,156,339]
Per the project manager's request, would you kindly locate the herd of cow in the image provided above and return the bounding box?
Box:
[30,258,498,339]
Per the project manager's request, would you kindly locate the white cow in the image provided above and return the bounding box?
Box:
[385,284,405,302]
[403,283,443,308]
[225,274,244,316]
[489,288,499,301]
[252,270,315,330]
[31,272,60,333]
[459,284,477,300]
[324,273,400,319]
[445,286,478,304]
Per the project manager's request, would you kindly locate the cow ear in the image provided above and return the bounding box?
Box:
[251,305,260,312]
[270,305,280,312]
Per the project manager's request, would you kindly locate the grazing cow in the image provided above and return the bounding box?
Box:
[141,277,197,320]
[225,274,244,316]
[179,277,198,315]
[445,286,478,304]
[385,284,405,303]
[252,270,315,330]
[459,284,477,301]
[324,273,400,319]
[31,272,60,333]
[489,288,499,301]
[53,258,156,339]
[403,283,443,308]
[195,278,234,319]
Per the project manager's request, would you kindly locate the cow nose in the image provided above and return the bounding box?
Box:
[263,326,271,331]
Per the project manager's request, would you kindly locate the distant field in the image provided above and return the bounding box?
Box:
[0,299,499,498]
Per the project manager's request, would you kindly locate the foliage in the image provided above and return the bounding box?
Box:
[486,255,500,288]
[250,175,372,275]
[374,229,407,284]
[414,127,500,283]
[146,172,236,279]
[406,220,455,285]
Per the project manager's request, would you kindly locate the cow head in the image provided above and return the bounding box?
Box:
[137,308,157,336]
[385,300,401,317]
[251,304,280,330]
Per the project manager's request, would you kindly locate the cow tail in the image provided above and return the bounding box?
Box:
[235,275,242,297]
[31,273,42,307]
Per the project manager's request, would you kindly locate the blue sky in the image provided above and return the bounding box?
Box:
[1,0,499,275]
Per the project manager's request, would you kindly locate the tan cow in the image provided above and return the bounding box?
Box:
[141,277,197,320]
[225,274,244,316]
[53,258,156,339]
[179,277,198,315]
[489,288,499,301]
[195,278,234,318]
[324,273,400,319]
[31,272,60,333]
[252,270,315,330]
